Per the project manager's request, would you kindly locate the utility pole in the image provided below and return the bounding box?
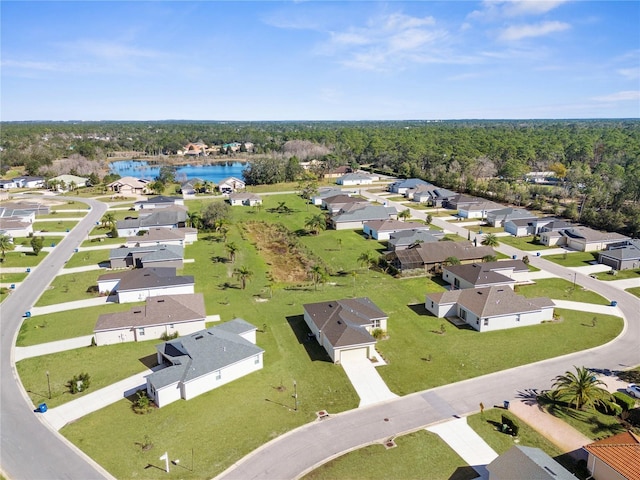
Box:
[46,371,51,400]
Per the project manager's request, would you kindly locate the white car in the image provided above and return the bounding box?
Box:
[626,384,640,399]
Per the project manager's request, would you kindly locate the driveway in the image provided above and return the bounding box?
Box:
[340,355,398,407]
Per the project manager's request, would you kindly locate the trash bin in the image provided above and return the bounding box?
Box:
[503,400,510,409]
[536,252,541,257]
[611,301,618,307]
[26,268,31,273]
[25,311,31,318]
[10,284,15,289]
[37,403,48,413]
[512,255,517,260]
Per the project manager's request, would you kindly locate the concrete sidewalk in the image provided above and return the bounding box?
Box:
[551,299,622,316]
[15,335,94,361]
[426,417,498,479]
[568,264,611,274]
[60,265,105,274]
[29,297,111,316]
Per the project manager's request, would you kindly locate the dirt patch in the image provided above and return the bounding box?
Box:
[243,222,313,284]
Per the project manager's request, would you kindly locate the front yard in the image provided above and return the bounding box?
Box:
[35,270,103,306]
[515,278,611,305]
[497,235,550,251]
[33,220,80,233]
[544,251,599,268]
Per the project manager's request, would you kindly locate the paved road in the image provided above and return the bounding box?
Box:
[0,196,112,480]
[216,192,640,480]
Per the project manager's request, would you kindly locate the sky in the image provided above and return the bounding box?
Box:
[1,1,639,121]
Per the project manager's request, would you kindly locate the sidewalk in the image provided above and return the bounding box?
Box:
[551,299,622,316]
[29,297,111,316]
[60,265,105,274]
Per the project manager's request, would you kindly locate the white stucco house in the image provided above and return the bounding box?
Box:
[134,195,184,210]
[228,192,262,206]
[442,260,528,290]
[218,177,245,194]
[145,319,264,408]
[97,267,194,303]
[336,173,374,186]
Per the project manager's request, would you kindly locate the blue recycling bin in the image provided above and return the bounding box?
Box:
[503,400,510,409]
[512,255,517,260]
[74,248,79,252]
[611,301,618,307]
[50,243,55,247]
[37,403,48,413]
[66,229,70,232]
[536,252,541,256]
[26,268,31,273]
[25,311,31,318]
[10,284,15,289]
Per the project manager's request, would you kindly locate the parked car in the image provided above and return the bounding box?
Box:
[626,384,640,399]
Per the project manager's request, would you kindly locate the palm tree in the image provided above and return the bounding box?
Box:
[234,266,253,290]
[482,255,498,262]
[101,212,116,229]
[358,251,376,270]
[481,233,499,247]
[309,265,326,290]
[226,242,238,263]
[187,211,202,229]
[551,366,613,410]
[443,256,460,266]
[398,209,411,221]
[0,235,15,261]
[305,214,326,236]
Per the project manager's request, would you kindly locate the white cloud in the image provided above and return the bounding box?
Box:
[56,40,162,60]
[617,68,640,80]
[592,91,640,102]
[469,0,569,20]
[499,21,570,41]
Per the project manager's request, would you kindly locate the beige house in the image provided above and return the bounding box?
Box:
[107,177,150,195]
[540,226,630,252]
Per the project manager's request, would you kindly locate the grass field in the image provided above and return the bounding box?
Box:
[544,251,600,267]
[515,278,610,305]
[35,270,103,306]
[497,235,549,251]
[465,225,504,234]
[39,211,88,219]
[50,200,88,210]
[81,236,125,247]
[33,220,79,233]
[63,250,110,269]
[0,251,49,268]
[537,398,626,440]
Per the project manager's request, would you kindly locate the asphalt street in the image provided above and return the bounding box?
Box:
[0,196,112,480]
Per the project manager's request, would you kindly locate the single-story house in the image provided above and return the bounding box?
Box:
[583,431,640,480]
[442,260,528,290]
[116,206,188,237]
[322,194,367,214]
[0,180,18,190]
[98,267,194,303]
[228,192,262,207]
[363,219,432,241]
[387,229,445,251]
[486,208,537,228]
[412,186,456,206]
[444,194,484,210]
[487,446,574,480]
[134,195,184,210]
[0,218,33,238]
[388,178,429,195]
[146,319,263,408]
[458,201,505,219]
[336,173,374,186]
[323,166,351,179]
[0,201,49,217]
[93,293,206,346]
[504,218,537,237]
[180,178,206,196]
[303,298,387,364]
[108,177,150,195]
[425,286,554,332]
[49,174,89,191]
[125,227,190,247]
[109,244,184,269]
[535,218,574,234]
[311,188,347,206]
[218,177,245,194]
[555,227,630,252]
[598,240,640,271]
[387,241,496,274]
[330,205,397,230]
[12,176,45,189]
[0,208,36,223]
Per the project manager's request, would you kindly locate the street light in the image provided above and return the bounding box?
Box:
[293,380,298,412]
[46,371,51,400]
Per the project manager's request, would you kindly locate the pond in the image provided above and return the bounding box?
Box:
[109,160,246,183]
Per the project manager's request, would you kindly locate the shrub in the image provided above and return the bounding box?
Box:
[132,390,154,414]
[160,331,179,341]
[67,372,91,394]
[371,328,384,340]
[613,392,636,411]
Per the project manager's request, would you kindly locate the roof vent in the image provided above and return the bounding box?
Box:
[133,309,142,314]
[195,335,203,340]
[157,299,164,303]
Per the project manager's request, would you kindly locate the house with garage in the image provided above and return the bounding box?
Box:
[303,298,388,364]
[363,219,432,241]
[336,172,374,186]
[322,194,367,214]
[583,431,640,480]
[387,229,445,251]
[387,241,496,274]
[311,188,347,206]
[388,178,430,195]
[125,227,193,247]
[487,446,574,480]
[442,260,528,290]
[107,176,150,195]
[0,201,50,217]
[458,201,505,219]
[555,227,629,252]
[322,165,351,179]
[412,185,456,206]
[116,206,188,237]
[0,179,18,190]
[180,178,206,197]
[145,318,263,408]
[109,244,184,269]
[330,204,397,230]
[228,192,262,206]
[218,177,245,194]
[134,195,184,210]
[598,240,640,271]
[12,176,45,189]
[425,286,554,332]
[97,267,194,303]
[444,194,484,210]
[93,293,206,346]
[486,208,537,228]
[504,218,537,237]
[49,174,89,191]
[0,218,33,238]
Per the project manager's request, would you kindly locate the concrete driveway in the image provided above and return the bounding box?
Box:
[341,355,398,407]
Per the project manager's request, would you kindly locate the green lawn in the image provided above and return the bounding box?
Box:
[49,200,88,210]
[81,236,126,247]
[537,398,626,440]
[304,430,476,480]
[17,302,141,346]
[63,250,110,269]
[515,278,610,305]
[39,211,87,219]
[33,220,80,233]
[0,272,28,283]
[544,252,600,268]
[466,225,504,234]
[35,270,103,306]
[0,251,49,268]
[627,286,640,298]
[594,268,640,281]
[497,235,549,251]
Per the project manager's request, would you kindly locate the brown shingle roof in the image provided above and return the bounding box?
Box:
[584,431,640,480]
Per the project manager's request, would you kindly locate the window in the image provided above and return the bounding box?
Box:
[372,319,380,329]
[138,328,145,336]
[431,301,434,309]
[169,324,174,329]
[254,355,260,365]
[516,315,521,322]
[483,318,489,326]
[460,309,467,320]
[215,371,221,380]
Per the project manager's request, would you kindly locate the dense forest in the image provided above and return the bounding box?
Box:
[1,120,639,236]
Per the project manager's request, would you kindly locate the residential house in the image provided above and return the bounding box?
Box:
[107,177,150,195]
[97,267,194,303]
[146,319,264,408]
[442,260,528,290]
[487,446,574,480]
[303,298,388,363]
[311,188,348,206]
[0,201,50,216]
[0,218,33,238]
[336,173,374,186]
[412,185,456,206]
[218,177,245,194]
[182,142,208,156]
[445,194,484,210]
[363,219,432,241]
[49,174,89,191]
[552,227,630,252]
[180,178,206,197]
[0,180,18,190]
[7,176,45,189]
[387,241,496,274]
[458,201,505,219]
[330,205,397,230]
[504,218,538,237]
[323,166,352,179]
[116,206,188,237]
[598,240,640,271]
[387,229,445,251]
[486,208,537,228]
[534,218,573,235]
[93,293,206,346]
[583,431,640,480]
[388,178,429,195]
[425,286,554,332]
[109,244,184,269]
[524,171,559,184]
[322,194,367,214]
[228,192,262,207]
[134,195,184,211]
[125,227,192,247]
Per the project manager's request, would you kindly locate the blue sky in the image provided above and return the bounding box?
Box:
[1,1,638,120]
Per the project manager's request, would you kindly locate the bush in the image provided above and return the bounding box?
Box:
[160,331,179,341]
[67,372,91,394]
[613,392,637,411]
[132,390,154,414]
[597,400,623,416]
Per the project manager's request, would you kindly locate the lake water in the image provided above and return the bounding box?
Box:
[109,160,246,183]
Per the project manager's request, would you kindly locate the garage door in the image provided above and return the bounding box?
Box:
[339,347,367,363]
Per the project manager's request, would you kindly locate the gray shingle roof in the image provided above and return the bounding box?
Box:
[332,205,396,223]
[117,208,187,230]
[388,229,445,248]
[98,267,194,292]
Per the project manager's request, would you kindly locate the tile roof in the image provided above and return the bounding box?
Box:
[584,431,640,480]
